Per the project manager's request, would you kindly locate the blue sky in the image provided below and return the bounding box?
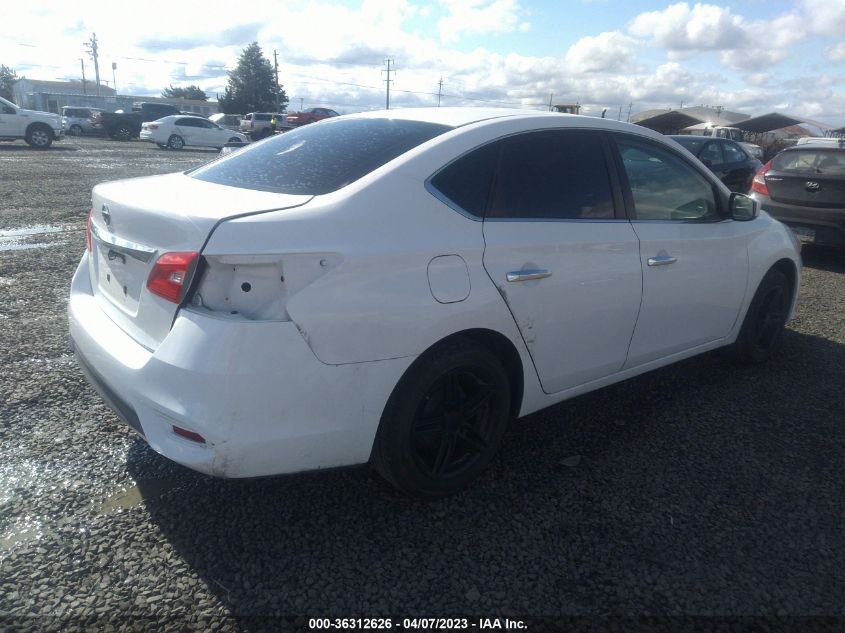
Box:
[2,0,844,125]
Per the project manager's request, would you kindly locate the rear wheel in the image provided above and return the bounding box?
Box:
[729,269,791,363]
[228,137,241,144]
[371,340,511,498]
[69,124,84,136]
[25,124,53,149]
[167,135,184,150]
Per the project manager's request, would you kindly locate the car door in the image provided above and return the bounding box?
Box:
[721,141,755,192]
[173,117,200,145]
[0,100,20,136]
[611,134,750,368]
[476,129,643,394]
[194,118,220,146]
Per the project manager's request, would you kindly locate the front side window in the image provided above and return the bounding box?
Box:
[489,130,615,220]
[175,118,199,127]
[616,137,719,222]
[190,118,451,195]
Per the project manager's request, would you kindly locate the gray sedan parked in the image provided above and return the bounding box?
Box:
[749,142,845,248]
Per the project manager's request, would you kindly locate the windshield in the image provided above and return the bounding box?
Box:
[773,150,845,176]
[190,117,452,195]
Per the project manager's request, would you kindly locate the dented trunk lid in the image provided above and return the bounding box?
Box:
[88,172,311,350]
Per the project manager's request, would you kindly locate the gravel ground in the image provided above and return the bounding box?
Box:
[1,136,844,631]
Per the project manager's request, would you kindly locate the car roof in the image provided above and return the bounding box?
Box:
[669,135,720,141]
[347,107,557,128]
[781,143,845,152]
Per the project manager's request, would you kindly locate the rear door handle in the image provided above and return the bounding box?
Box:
[506,269,552,282]
[647,255,678,267]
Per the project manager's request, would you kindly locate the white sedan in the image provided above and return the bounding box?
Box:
[139,115,247,150]
[69,108,801,498]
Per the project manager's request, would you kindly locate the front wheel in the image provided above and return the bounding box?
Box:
[69,124,84,136]
[228,137,242,144]
[167,135,184,150]
[25,124,53,149]
[114,124,133,141]
[371,340,511,498]
[729,268,791,364]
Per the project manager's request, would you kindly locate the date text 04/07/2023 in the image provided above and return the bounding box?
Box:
[307,617,528,630]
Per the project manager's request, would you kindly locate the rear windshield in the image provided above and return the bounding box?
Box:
[672,137,704,153]
[773,150,845,176]
[190,118,452,195]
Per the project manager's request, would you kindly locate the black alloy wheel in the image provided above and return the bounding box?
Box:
[729,268,791,363]
[372,339,511,498]
[410,368,498,478]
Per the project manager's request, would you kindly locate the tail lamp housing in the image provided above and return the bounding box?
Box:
[146,251,199,304]
[751,160,772,196]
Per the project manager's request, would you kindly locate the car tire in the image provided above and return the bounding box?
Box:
[167,135,184,150]
[24,124,53,149]
[228,137,241,144]
[114,124,134,141]
[69,124,84,136]
[728,268,791,364]
[371,339,511,499]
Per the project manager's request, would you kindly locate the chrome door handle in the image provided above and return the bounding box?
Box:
[506,269,552,282]
[647,255,678,267]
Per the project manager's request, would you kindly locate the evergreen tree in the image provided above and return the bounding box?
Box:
[161,84,207,100]
[218,43,287,114]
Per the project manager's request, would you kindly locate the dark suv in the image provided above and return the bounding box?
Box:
[749,141,845,248]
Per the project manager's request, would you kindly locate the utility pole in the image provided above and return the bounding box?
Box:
[84,33,101,97]
[382,58,394,110]
[617,104,623,120]
[300,97,303,110]
[437,77,443,107]
[626,101,633,122]
[80,58,87,95]
[548,92,553,111]
[111,62,117,95]
[273,49,280,112]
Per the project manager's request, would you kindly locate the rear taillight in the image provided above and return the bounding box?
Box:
[148,124,159,130]
[146,251,199,303]
[751,160,772,196]
[86,210,93,252]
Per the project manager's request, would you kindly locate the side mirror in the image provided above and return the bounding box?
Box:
[730,192,758,221]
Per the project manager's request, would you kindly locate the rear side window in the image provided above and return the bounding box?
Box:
[723,142,747,163]
[190,118,452,195]
[699,141,724,166]
[429,141,502,218]
[489,130,615,220]
[255,114,271,121]
[773,150,845,176]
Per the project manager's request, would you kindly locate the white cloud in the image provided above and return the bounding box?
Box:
[564,31,640,73]
[825,42,845,62]
[629,2,746,51]
[437,0,529,43]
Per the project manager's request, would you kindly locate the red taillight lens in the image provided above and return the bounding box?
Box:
[146,251,199,303]
[148,124,159,130]
[751,160,772,196]
[86,210,93,252]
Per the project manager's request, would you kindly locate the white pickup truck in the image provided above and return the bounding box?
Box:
[0,96,65,148]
